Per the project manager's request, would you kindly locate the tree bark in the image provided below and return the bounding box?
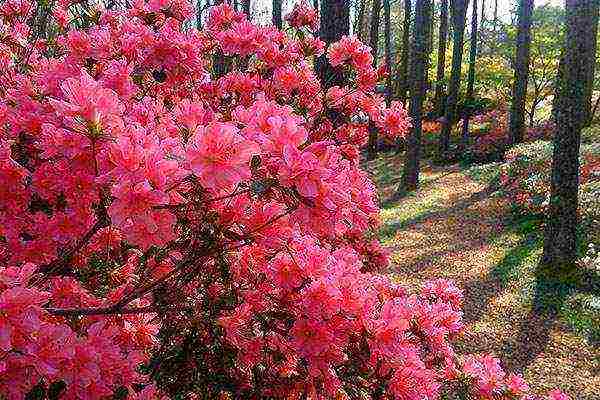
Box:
[397,0,412,102]
[438,0,469,159]
[242,0,250,17]
[508,0,534,145]
[273,0,282,28]
[367,0,382,160]
[383,0,393,105]
[583,2,600,126]
[356,0,368,40]
[481,0,485,25]
[401,0,434,191]
[434,0,449,116]
[540,0,598,278]
[316,0,350,88]
[197,0,203,29]
[460,0,479,155]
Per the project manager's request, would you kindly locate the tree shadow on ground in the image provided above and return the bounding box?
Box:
[380,170,457,208]
[463,218,544,324]
[463,213,600,373]
[501,268,572,373]
[380,185,499,238]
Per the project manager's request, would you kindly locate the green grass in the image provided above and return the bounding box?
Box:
[462,161,503,187]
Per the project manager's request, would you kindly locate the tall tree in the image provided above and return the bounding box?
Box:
[481,0,485,25]
[434,0,449,116]
[196,0,203,29]
[583,3,600,125]
[460,0,479,154]
[317,0,350,88]
[242,0,250,17]
[438,0,469,159]
[355,0,368,40]
[273,0,282,29]
[508,0,535,145]
[367,0,382,160]
[383,0,393,104]
[540,0,600,278]
[397,0,412,102]
[401,0,434,191]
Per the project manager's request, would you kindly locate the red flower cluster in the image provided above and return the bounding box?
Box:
[0,0,569,399]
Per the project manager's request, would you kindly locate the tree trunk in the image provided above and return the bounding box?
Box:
[197,0,203,29]
[367,0,382,160]
[383,0,393,105]
[493,0,498,28]
[401,0,434,191]
[242,0,250,17]
[481,0,485,25]
[540,0,598,278]
[583,3,600,126]
[356,0,368,40]
[273,0,282,28]
[316,0,350,88]
[434,0,449,117]
[438,0,469,159]
[460,0,479,155]
[508,0,534,145]
[397,0,412,102]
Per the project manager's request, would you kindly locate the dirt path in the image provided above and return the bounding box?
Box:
[373,159,600,399]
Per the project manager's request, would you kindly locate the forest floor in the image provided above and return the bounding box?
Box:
[366,152,600,399]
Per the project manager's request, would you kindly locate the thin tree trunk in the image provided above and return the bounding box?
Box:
[493,0,498,28]
[273,0,282,28]
[460,0,479,155]
[383,0,393,105]
[397,0,412,102]
[583,3,600,126]
[367,0,382,160]
[356,0,368,40]
[481,0,485,25]
[508,0,534,145]
[438,0,469,159]
[540,0,599,278]
[242,0,250,17]
[196,0,203,29]
[401,0,434,191]
[316,0,350,88]
[434,0,449,116]
[369,0,382,67]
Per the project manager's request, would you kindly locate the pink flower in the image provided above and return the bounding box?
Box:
[507,373,529,396]
[186,122,258,191]
[285,1,319,31]
[49,70,123,128]
[548,389,570,400]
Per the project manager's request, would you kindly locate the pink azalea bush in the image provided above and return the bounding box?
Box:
[0,0,569,399]
[468,106,554,158]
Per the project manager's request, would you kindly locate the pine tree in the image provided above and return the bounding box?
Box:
[401,0,434,191]
[508,0,534,145]
[438,0,469,159]
[540,0,600,279]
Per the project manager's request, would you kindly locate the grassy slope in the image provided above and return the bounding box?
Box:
[367,152,600,399]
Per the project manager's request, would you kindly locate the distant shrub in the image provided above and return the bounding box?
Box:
[499,141,600,226]
[581,124,600,144]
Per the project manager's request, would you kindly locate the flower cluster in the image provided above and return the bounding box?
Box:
[285,1,319,31]
[499,140,600,218]
[0,0,569,399]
